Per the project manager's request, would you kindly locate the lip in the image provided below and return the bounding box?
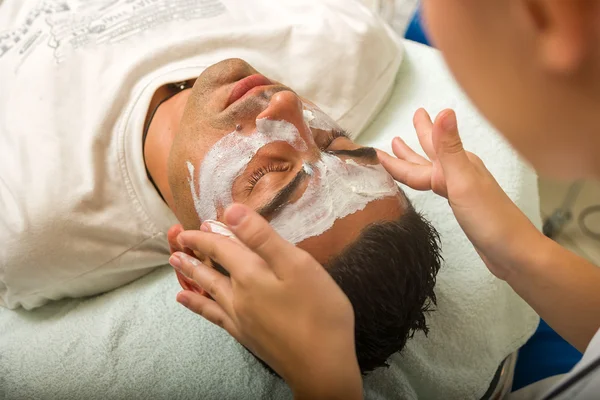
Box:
[227,74,272,106]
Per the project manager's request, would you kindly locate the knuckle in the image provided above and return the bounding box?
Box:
[443,138,464,155]
[470,154,485,167]
[194,302,208,317]
[236,256,264,284]
[212,315,226,328]
[235,269,253,284]
[205,241,219,259]
[207,277,220,297]
[294,250,314,269]
[204,235,227,260]
[248,227,274,253]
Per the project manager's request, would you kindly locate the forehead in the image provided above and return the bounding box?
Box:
[268,152,399,244]
[294,195,406,264]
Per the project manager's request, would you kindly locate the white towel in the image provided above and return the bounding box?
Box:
[0,41,539,400]
[357,40,540,400]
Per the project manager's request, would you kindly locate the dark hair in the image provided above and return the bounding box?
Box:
[327,205,441,374]
[245,204,442,376]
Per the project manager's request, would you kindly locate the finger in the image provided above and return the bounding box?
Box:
[413,108,437,161]
[203,220,245,246]
[431,109,474,181]
[391,137,430,165]
[168,224,185,254]
[176,290,240,338]
[223,203,305,276]
[377,150,433,191]
[175,270,209,298]
[168,224,199,261]
[170,252,234,315]
[177,230,269,280]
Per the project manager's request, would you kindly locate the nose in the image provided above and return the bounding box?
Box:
[256,91,317,149]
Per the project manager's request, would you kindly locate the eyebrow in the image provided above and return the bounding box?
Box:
[328,146,378,162]
[256,168,309,219]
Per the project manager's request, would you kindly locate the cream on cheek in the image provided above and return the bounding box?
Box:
[187,117,399,244]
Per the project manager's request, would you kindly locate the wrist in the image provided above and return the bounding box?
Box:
[503,228,553,285]
[288,351,362,400]
[291,372,362,400]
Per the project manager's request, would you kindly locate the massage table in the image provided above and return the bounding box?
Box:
[0,40,540,400]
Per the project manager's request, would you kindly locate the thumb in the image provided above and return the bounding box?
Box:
[224,203,299,269]
[432,109,473,180]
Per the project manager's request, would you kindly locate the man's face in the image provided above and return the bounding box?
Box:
[167,59,406,264]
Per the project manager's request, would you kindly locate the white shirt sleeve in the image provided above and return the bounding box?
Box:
[509,328,600,400]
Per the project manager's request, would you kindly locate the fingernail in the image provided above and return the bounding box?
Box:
[441,110,456,131]
[225,204,247,227]
[177,291,189,307]
[177,234,185,246]
[178,252,202,267]
[204,220,236,238]
[169,254,182,270]
[200,222,211,232]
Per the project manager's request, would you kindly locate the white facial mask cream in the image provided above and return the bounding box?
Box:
[269,154,398,244]
[203,220,237,238]
[302,103,338,132]
[187,117,398,244]
[187,118,307,222]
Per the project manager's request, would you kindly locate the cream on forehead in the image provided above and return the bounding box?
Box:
[187,118,398,244]
[270,154,398,244]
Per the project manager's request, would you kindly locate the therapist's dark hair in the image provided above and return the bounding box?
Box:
[247,204,442,376]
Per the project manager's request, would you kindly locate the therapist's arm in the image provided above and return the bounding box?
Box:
[168,205,363,400]
[378,108,600,352]
[507,235,600,352]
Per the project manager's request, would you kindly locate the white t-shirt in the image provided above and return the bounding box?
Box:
[0,0,402,309]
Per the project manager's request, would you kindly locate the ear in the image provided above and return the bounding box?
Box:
[523,0,599,73]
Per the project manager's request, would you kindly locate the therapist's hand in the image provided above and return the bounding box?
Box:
[168,204,362,400]
[378,108,544,281]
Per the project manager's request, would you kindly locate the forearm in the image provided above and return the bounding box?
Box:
[506,233,600,352]
[293,377,362,400]
[289,349,363,400]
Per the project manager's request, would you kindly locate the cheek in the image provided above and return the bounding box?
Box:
[421,0,453,48]
[422,0,485,74]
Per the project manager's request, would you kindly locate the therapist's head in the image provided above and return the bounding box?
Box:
[421,0,600,179]
[155,58,442,373]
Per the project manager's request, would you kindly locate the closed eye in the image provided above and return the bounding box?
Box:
[322,129,350,149]
[245,162,290,192]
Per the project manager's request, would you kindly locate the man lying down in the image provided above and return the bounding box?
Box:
[0,0,440,376]
[162,59,442,374]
